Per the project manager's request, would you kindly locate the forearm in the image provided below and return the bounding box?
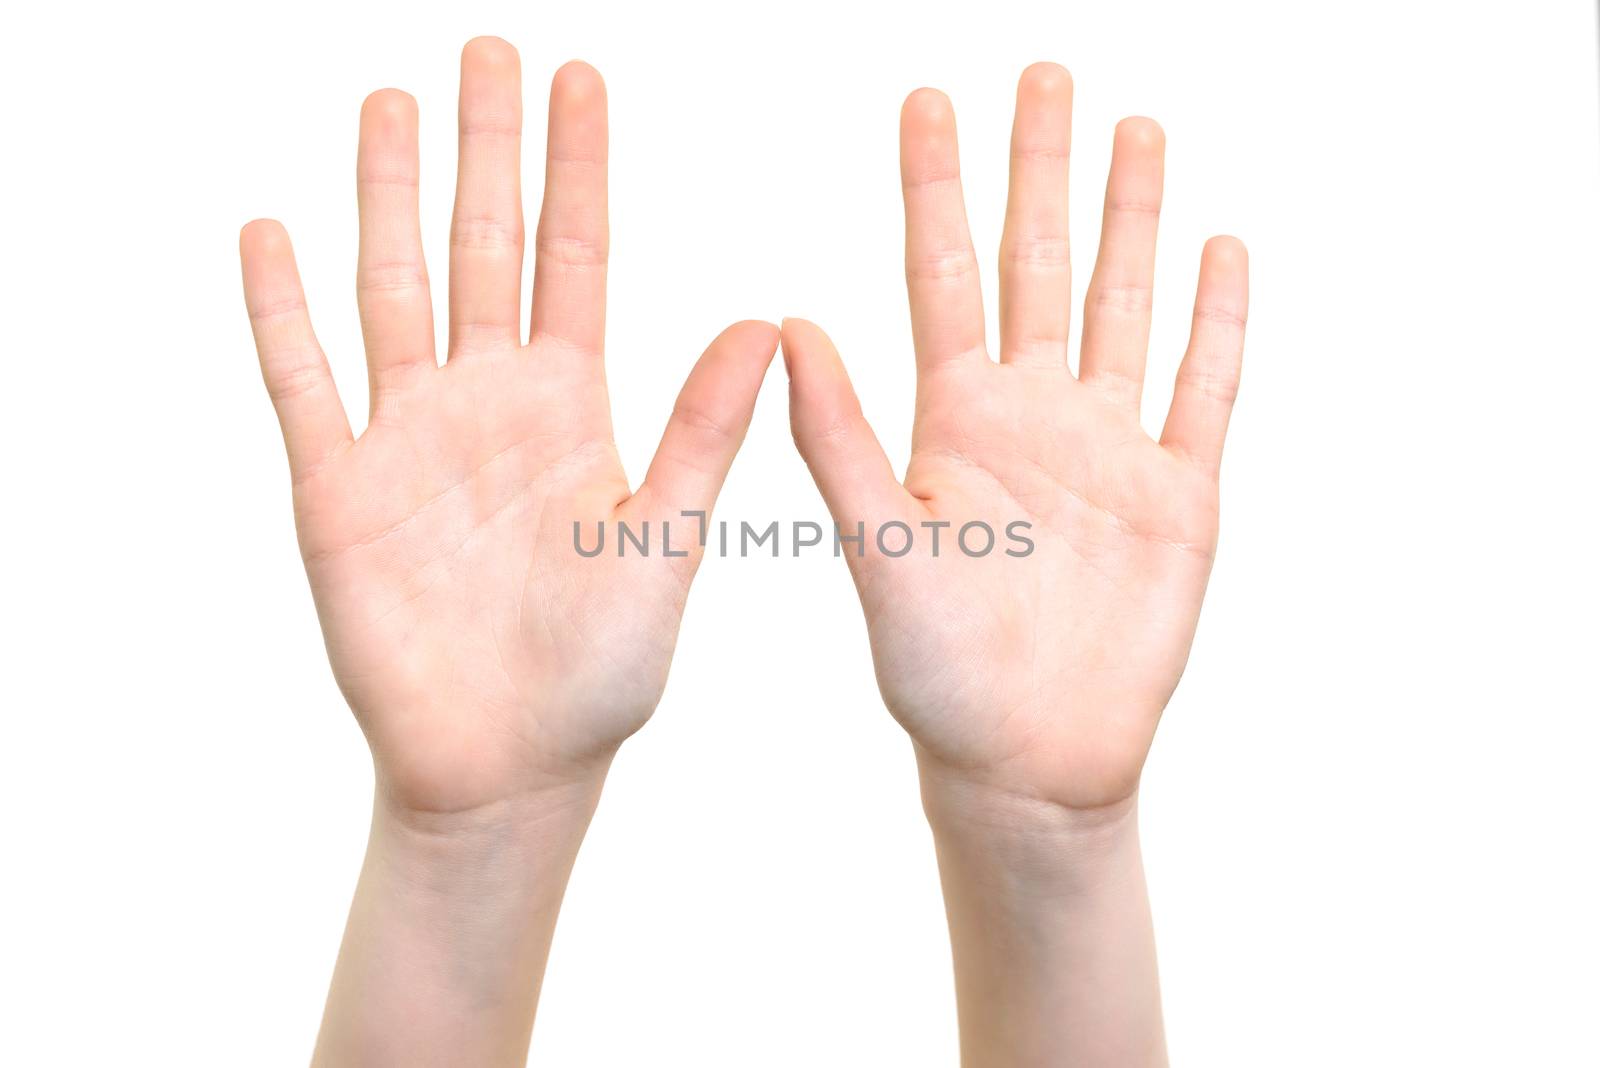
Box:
[311,774,606,1067]
[918,756,1166,1068]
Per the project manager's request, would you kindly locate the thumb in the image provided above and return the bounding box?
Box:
[782,317,913,534]
[636,319,779,521]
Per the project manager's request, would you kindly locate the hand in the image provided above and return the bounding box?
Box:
[242,39,777,819]
[242,39,776,1064]
[784,66,1247,815]
[785,64,1246,1066]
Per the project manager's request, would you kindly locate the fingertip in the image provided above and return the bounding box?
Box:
[551,60,606,106]
[361,88,417,127]
[778,317,835,360]
[735,318,781,347]
[462,35,519,71]
[546,59,606,162]
[716,319,781,363]
[782,318,856,409]
[779,318,811,380]
[1115,115,1165,152]
[900,89,961,185]
[240,218,289,258]
[1205,234,1249,268]
[1017,62,1073,101]
[778,321,901,525]
[902,87,955,132]
[1010,62,1073,167]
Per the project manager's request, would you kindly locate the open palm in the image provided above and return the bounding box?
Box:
[242,39,776,816]
[785,65,1248,811]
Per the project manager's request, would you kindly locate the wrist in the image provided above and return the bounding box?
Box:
[916,751,1142,895]
[313,772,606,1066]
[366,730,617,840]
[917,752,1167,1067]
[368,770,608,884]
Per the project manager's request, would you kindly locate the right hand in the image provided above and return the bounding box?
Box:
[241,37,777,818]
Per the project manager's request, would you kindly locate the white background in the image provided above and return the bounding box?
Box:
[2,1,1597,1064]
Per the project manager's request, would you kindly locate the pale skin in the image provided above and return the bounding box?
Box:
[241,38,776,1065]
[783,64,1248,1066]
[243,41,1246,1068]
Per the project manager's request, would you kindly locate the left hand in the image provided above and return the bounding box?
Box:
[783,63,1249,813]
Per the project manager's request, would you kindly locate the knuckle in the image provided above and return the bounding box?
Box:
[1176,364,1240,405]
[451,214,524,251]
[535,232,608,268]
[908,246,978,283]
[1089,282,1153,315]
[1003,233,1070,269]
